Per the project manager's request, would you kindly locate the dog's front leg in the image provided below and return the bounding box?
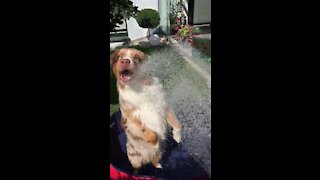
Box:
[166,108,182,143]
[127,117,158,146]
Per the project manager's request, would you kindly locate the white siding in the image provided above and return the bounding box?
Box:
[193,0,211,24]
[127,0,159,41]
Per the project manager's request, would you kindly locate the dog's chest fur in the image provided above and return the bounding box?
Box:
[118,77,168,140]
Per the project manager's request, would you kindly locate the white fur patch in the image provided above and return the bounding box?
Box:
[119,77,168,141]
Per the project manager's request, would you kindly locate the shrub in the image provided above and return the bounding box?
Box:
[192,37,211,59]
[135,9,160,29]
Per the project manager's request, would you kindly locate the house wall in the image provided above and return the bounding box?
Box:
[127,0,159,41]
[193,0,211,24]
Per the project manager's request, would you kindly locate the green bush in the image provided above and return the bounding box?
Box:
[135,9,160,29]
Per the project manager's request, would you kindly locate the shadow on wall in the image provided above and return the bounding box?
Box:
[138,26,170,43]
[155,26,170,36]
[129,26,167,42]
[143,27,161,37]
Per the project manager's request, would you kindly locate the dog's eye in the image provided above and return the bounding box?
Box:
[133,56,140,62]
[133,57,139,61]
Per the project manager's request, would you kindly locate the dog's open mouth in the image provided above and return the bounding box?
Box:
[120,70,133,82]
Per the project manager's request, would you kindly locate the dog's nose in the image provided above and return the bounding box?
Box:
[120,59,130,64]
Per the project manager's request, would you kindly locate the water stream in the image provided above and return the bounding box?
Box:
[139,45,212,176]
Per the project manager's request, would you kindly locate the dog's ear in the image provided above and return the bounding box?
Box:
[110,49,120,67]
[134,49,147,62]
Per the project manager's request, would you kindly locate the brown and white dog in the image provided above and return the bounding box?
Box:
[110,48,182,171]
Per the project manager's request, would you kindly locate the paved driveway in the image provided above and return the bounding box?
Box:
[144,46,212,176]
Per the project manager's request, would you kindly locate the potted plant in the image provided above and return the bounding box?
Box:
[176,24,200,46]
[135,8,160,38]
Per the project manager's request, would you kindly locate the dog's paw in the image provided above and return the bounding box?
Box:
[154,163,162,169]
[173,129,182,143]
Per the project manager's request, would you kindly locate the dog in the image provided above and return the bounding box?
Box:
[110,48,182,171]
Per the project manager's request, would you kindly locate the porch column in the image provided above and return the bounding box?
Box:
[159,0,169,35]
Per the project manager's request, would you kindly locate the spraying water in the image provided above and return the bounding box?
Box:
[138,45,212,176]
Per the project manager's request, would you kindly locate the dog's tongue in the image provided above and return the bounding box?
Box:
[120,74,131,82]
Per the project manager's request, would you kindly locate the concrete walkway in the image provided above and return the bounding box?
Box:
[194,33,211,40]
[170,37,211,88]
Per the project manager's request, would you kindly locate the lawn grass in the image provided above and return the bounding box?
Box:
[110,33,130,43]
[192,37,211,61]
[110,70,119,116]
